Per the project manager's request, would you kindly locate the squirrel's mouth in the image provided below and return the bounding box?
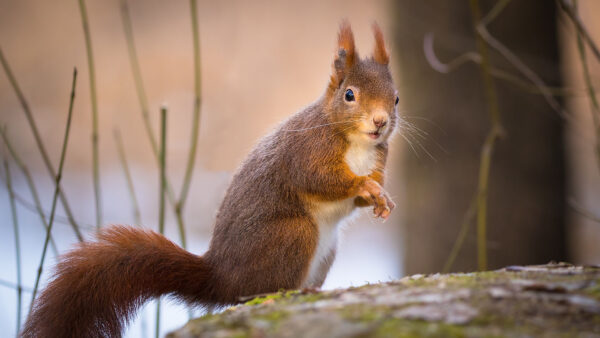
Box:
[367,131,382,139]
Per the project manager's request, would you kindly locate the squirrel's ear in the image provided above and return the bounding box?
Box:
[330,21,357,89]
[372,23,389,65]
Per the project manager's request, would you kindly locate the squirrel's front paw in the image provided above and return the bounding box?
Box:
[357,179,395,220]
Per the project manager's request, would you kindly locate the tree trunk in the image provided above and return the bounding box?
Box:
[393,1,566,274]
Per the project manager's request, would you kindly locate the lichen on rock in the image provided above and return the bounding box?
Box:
[168,263,600,337]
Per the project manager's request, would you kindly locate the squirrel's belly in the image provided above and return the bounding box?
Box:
[303,198,357,287]
[302,141,378,287]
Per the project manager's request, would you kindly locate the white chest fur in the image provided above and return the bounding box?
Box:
[303,141,378,287]
[345,140,378,176]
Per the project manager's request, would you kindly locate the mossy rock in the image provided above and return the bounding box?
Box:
[168,263,600,337]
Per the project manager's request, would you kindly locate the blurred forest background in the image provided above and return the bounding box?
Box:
[0,0,599,337]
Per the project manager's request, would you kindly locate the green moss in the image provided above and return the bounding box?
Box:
[228,331,250,338]
[171,265,600,337]
[338,305,387,323]
[243,290,300,306]
[441,271,502,288]
[255,310,289,322]
[296,292,326,303]
[373,318,466,338]
[584,282,600,300]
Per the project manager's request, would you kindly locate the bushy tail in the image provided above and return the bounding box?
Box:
[21,225,213,338]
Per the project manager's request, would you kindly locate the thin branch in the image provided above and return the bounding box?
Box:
[119,0,157,155]
[77,0,102,230]
[159,107,167,236]
[179,0,202,205]
[572,0,600,170]
[476,19,569,119]
[0,128,60,256]
[423,33,482,73]
[0,183,95,231]
[30,68,78,312]
[424,33,578,97]
[470,0,504,271]
[569,198,600,224]
[475,126,501,271]
[0,47,83,241]
[156,106,167,338]
[119,0,186,245]
[114,124,149,338]
[558,0,600,63]
[442,195,477,273]
[4,159,23,332]
[176,0,203,250]
[113,129,142,225]
[0,279,32,293]
[480,0,513,26]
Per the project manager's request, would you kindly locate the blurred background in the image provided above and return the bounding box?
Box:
[0,0,598,337]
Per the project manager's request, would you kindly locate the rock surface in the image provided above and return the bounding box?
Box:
[168,263,600,337]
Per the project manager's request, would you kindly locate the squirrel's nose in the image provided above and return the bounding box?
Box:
[373,116,387,129]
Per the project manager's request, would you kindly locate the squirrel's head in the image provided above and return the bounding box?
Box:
[326,21,397,145]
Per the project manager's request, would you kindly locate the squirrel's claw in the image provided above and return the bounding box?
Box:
[359,179,395,221]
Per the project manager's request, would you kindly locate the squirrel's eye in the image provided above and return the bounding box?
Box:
[395,96,399,106]
[344,89,355,102]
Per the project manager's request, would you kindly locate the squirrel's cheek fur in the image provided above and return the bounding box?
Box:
[21,21,397,338]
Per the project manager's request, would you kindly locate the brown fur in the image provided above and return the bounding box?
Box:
[372,23,390,65]
[21,226,211,337]
[22,22,397,337]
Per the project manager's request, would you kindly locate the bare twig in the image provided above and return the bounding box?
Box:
[433,9,573,120]
[179,0,202,206]
[470,0,504,271]
[442,195,477,273]
[569,198,600,224]
[0,184,95,231]
[0,128,59,256]
[480,0,513,26]
[114,125,149,338]
[176,0,203,250]
[156,106,167,338]
[30,68,78,311]
[159,107,167,236]
[424,33,578,97]
[119,0,186,246]
[0,279,32,293]
[558,0,600,63]
[4,159,23,332]
[113,129,142,225]
[77,0,102,230]
[119,0,157,154]
[475,126,502,271]
[571,0,600,170]
[476,19,569,119]
[423,33,482,72]
[0,47,83,241]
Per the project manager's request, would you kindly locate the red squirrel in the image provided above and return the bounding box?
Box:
[22,22,398,337]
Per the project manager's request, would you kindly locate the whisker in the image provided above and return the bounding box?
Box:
[331,124,358,139]
[399,133,420,159]
[399,122,429,140]
[405,132,438,161]
[282,119,362,132]
[398,117,449,155]
[401,115,448,136]
[403,121,430,137]
[407,129,437,162]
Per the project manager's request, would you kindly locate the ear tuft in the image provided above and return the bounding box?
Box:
[329,20,357,92]
[372,22,389,65]
[337,20,356,68]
